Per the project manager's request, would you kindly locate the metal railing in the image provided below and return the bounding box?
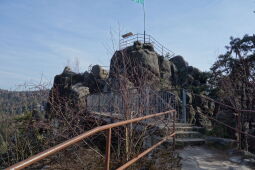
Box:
[7,110,176,170]
[87,88,176,116]
[177,87,255,151]
[189,91,255,150]
[119,33,175,59]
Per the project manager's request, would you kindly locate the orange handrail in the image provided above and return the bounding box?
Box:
[117,132,176,170]
[6,110,176,170]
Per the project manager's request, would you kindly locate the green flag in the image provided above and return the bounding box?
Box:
[132,0,144,4]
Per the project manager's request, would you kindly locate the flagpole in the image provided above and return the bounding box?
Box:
[143,1,146,43]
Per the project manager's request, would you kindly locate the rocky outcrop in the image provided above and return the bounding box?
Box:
[108,41,194,90]
[109,41,161,88]
[170,55,209,89]
[194,106,212,128]
[46,65,108,118]
[46,41,211,127]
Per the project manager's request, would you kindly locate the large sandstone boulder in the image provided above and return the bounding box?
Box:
[109,41,161,88]
[108,41,182,89]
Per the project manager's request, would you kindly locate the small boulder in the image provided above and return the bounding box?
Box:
[195,106,212,128]
[91,65,109,80]
[71,83,90,99]
[188,104,196,124]
[143,43,155,52]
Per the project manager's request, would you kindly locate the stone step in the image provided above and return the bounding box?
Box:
[174,123,193,127]
[168,126,204,133]
[176,131,203,139]
[165,138,205,146]
[175,138,205,146]
[156,123,194,129]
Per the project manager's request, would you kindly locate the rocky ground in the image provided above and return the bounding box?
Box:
[177,146,255,170]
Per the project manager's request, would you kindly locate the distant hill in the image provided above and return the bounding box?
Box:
[0,89,49,115]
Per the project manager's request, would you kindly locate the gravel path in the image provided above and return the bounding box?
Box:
[177,146,255,170]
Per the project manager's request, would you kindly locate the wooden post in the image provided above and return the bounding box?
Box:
[105,128,112,170]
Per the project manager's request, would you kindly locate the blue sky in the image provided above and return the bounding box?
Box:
[0,0,254,90]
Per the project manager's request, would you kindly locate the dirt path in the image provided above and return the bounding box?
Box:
[177,146,255,170]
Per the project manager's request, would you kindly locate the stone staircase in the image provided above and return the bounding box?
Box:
[93,112,205,146]
[148,122,205,147]
[174,123,205,146]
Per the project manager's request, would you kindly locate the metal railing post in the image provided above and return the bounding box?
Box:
[173,111,176,151]
[104,128,112,170]
[170,110,176,170]
[182,89,187,123]
[237,111,242,149]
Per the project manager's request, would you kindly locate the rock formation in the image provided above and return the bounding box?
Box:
[109,41,161,89]
[170,55,209,89]
[46,41,212,127]
[46,65,108,118]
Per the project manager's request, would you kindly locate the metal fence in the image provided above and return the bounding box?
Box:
[119,33,175,59]
[87,88,176,117]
